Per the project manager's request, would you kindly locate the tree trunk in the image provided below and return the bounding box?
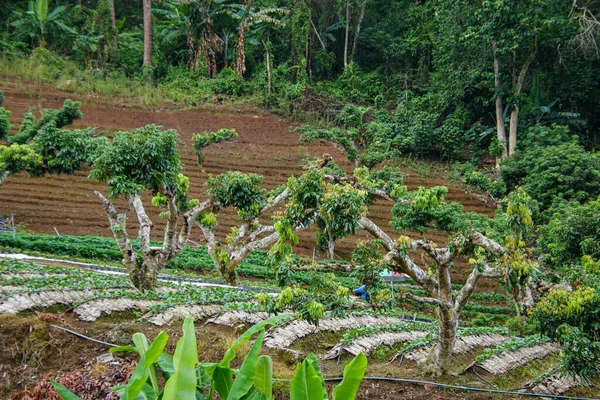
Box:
[130,259,159,291]
[108,0,116,29]
[492,41,507,160]
[343,0,351,68]
[350,0,367,62]
[201,30,218,77]
[143,0,153,69]
[507,45,536,157]
[427,308,458,376]
[234,1,252,76]
[216,260,240,286]
[264,40,272,96]
[327,234,336,260]
[508,105,519,156]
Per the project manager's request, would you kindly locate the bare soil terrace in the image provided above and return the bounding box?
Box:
[0,81,495,285]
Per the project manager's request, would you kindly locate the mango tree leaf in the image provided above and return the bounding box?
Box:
[227,330,265,400]
[253,355,273,399]
[290,360,327,400]
[331,353,367,400]
[163,316,199,400]
[50,379,84,400]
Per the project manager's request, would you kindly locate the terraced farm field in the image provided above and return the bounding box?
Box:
[2,259,594,399]
[0,82,494,285]
[1,83,598,399]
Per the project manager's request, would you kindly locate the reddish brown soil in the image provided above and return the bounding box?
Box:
[0,82,496,285]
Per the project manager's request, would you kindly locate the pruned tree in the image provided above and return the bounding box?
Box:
[90,125,216,291]
[313,165,535,375]
[0,98,88,186]
[192,139,328,284]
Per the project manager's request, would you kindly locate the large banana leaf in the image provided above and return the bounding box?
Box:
[220,314,290,368]
[211,366,234,399]
[304,354,327,399]
[163,316,199,400]
[289,360,327,400]
[116,331,169,400]
[227,330,265,400]
[36,0,49,22]
[331,353,367,400]
[253,355,273,399]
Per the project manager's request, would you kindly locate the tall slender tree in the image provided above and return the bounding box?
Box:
[143,0,153,71]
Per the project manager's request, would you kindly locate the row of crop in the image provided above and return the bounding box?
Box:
[0,258,80,275]
[399,296,513,316]
[395,285,509,305]
[0,233,358,287]
[341,321,510,346]
[342,321,437,343]
[71,285,258,314]
[475,335,550,363]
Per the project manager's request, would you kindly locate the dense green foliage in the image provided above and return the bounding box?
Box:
[501,125,600,218]
[0,98,89,183]
[1,1,598,159]
[531,258,600,382]
[538,199,600,268]
[2,0,600,380]
[89,125,182,198]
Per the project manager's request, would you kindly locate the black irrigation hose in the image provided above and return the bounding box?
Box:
[49,324,117,347]
[472,364,500,390]
[323,376,599,400]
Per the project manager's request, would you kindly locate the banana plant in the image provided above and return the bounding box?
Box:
[50,314,367,400]
[11,0,73,48]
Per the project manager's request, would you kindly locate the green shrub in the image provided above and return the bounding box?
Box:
[453,163,506,198]
[501,125,600,218]
[538,198,600,268]
[211,67,250,97]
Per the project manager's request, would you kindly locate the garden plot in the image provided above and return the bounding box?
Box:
[531,373,581,396]
[0,289,98,314]
[325,330,430,359]
[74,298,161,322]
[263,313,403,351]
[477,342,561,375]
[404,329,512,365]
[146,304,222,326]
[0,260,259,324]
[207,309,277,327]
